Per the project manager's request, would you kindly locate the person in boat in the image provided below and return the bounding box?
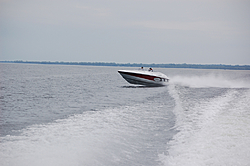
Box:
[148,67,153,72]
[139,67,144,70]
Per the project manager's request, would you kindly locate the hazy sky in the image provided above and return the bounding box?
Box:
[1,0,250,64]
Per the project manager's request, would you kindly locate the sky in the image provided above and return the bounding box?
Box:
[0,0,250,64]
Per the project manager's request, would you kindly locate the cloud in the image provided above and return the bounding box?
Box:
[0,0,112,27]
[1,0,249,64]
[132,20,229,31]
[74,5,110,17]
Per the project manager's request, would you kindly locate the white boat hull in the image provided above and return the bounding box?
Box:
[118,70,169,86]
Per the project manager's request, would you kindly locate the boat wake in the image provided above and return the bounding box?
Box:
[170,74,250,88]
[159,79,250,166]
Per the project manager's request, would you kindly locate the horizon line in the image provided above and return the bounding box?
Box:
[0,60,249,66]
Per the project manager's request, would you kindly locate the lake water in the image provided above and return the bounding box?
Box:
[0,63,250,166]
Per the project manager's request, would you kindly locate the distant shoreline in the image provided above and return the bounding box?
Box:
[1,60,250,70]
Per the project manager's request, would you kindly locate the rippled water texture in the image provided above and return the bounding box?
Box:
[0,63,250,166]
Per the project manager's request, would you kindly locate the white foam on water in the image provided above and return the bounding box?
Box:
[0,108,130,166]
[171,74,250,88]
[0,113,105,166]
[0,99,172,166]
[160,85,250,166]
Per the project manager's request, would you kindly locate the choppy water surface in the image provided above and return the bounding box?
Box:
[0,63,250,166]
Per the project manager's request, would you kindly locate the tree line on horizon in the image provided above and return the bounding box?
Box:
[1,60,250,70]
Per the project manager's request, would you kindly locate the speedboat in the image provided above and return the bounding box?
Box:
[118,69,169,86]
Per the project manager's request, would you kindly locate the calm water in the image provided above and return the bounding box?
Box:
[0,63,250,166]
